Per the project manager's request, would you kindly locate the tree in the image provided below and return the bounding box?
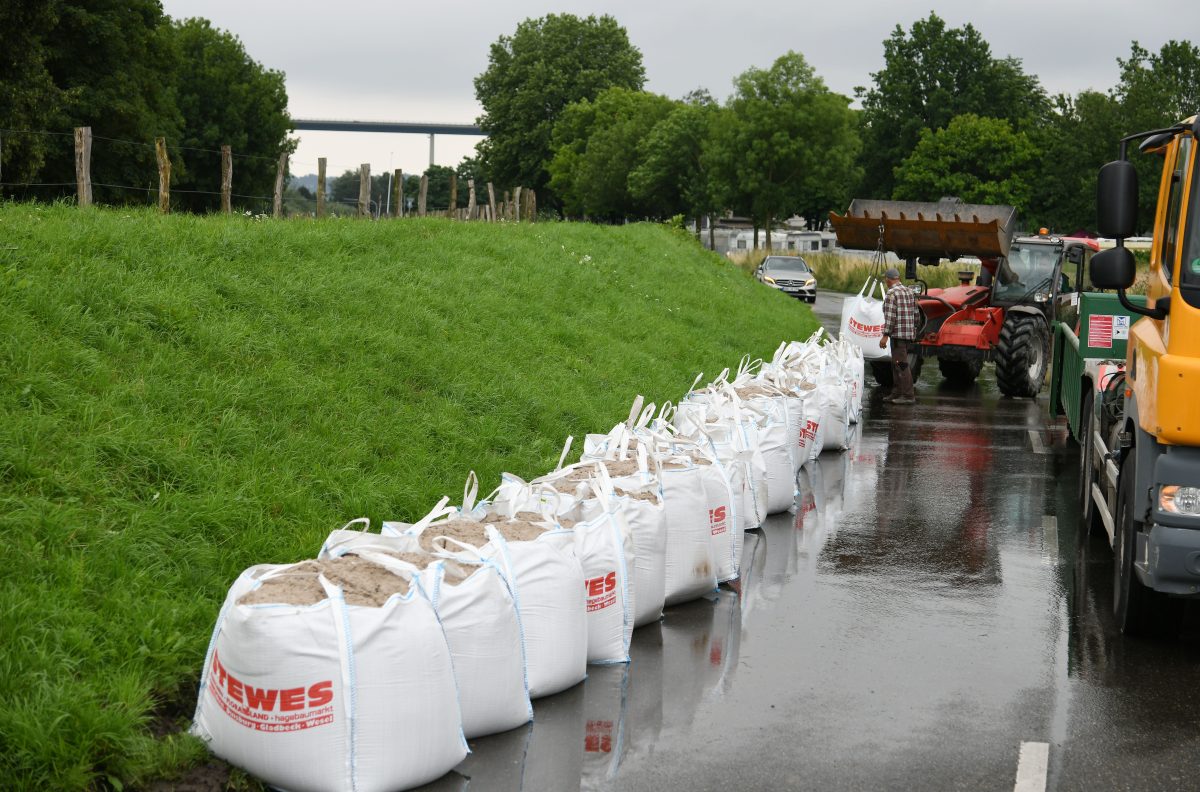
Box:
[856,13,1046,199]
[705,52,861,236]
[39,0,184,204]
[167,18,293,213]
[547,88,676,220]
[1114,40,1200,231]
[0,2,66,188]
[473,14,645,208]
[628,92,720,223]
[1025,91,1123,232]
[893,114,1037,207]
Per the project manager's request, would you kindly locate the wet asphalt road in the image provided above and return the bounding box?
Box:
[428,292,1200,792]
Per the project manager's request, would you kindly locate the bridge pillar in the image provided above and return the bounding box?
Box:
[429,134,435,168]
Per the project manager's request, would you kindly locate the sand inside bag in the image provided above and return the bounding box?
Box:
[418,517,550,551]
[237,556,410,607]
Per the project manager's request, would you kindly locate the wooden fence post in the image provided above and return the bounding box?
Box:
[527,190,537,222]
[513,187,523,222]
[357,163,370,218]
[316,157,327,218]
[154,136,170,213]
[273,152,287,218]
[467,179,477,220]
[487,183,497,222]
[448,174,457,220]
[220,145,232,214]
[418,175,428,216]
[74,126,93,208]
[392,169,402,218]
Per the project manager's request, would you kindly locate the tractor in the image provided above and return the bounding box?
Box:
[829,198,1099,397]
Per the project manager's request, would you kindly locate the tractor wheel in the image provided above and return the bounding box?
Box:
[937,358,983,386]
[994,313,1050,398]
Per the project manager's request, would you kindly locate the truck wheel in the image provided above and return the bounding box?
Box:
[1113,451,1153,635]
[1078,391,1097,536]
[938,358,983,385]
[995,314,1050,398]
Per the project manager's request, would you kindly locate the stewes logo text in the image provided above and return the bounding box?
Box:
[847,317,883,337]
[709,505,727,536]
[208,650,335,732]
[585,572,618,612]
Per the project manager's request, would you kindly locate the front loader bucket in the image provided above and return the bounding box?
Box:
[829,198,1016,260]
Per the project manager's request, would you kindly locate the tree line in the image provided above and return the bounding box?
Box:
[471,13,1200,235]
[1,1,290,211]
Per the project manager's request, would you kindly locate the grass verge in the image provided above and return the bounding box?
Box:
[0,203,817,790]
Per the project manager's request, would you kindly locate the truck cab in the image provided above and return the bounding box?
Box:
[1056,115,1200,633]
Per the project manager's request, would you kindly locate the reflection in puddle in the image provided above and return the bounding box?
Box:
[440,436,862,790]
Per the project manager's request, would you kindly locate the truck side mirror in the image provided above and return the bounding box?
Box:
[1097,160,1138,238]
[1090,246,1136,290]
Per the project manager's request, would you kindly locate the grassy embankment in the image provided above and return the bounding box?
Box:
[0,204,818,790]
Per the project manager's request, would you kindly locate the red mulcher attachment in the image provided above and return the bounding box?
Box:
[829,198,1018,381]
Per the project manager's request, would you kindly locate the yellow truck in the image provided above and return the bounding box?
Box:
[1051,115,1200,634]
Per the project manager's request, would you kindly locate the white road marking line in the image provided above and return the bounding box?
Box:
[1043,516,1058,563]
[1028,430,1049,455]
[1014,741,1049,792]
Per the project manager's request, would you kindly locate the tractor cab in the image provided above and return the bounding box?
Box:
[988,236,1100,312]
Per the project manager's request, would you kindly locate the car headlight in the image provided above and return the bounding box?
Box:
[762,276,776,285]
[1160,485,1200,515]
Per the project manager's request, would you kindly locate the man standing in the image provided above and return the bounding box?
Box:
[878,267,918,404]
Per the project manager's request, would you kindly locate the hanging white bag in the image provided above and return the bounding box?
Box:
[191,558,467,792]
[840,277,889,360]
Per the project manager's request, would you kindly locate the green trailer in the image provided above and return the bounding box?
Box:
[1050,292,1146,545]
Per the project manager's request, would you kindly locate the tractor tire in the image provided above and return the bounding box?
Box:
[938,358,983,386]
[994,313,1050,398]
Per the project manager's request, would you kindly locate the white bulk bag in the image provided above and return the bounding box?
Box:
[817,370,853,452]
[566,464,668,629]
[840,277,889,360]
[581,425,716,606]
[192,560,467,792]
[572,502,635,664]
[383,495,588,699]
[796,385,825,462]
[320,530,533,740]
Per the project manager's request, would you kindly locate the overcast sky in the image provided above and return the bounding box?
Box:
[160,0,1197,180]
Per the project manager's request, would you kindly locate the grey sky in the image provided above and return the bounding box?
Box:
[160,0,1197,179]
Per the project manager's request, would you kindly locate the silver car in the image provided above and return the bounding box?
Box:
[755,256,817,303]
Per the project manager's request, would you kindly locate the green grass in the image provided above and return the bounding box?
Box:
[0,203,818,790]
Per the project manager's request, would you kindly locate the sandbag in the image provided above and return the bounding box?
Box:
[383,494,587,699]
[572,504,635,664]
[839,277,889,360]
[581,424,716,606]
[319,525,533,740]
[191,559,467,792]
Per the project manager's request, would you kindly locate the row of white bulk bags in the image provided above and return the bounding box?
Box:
[579,418,718,605]
[673,395,768,534]
[528,461,668,628]
[383,491,589,698]
[475,470,639,664]
[191,557,467,792]
[318,518,532,740]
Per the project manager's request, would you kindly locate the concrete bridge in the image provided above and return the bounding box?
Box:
[290,118,484,166]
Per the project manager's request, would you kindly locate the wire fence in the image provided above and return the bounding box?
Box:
[0,126,537,221]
